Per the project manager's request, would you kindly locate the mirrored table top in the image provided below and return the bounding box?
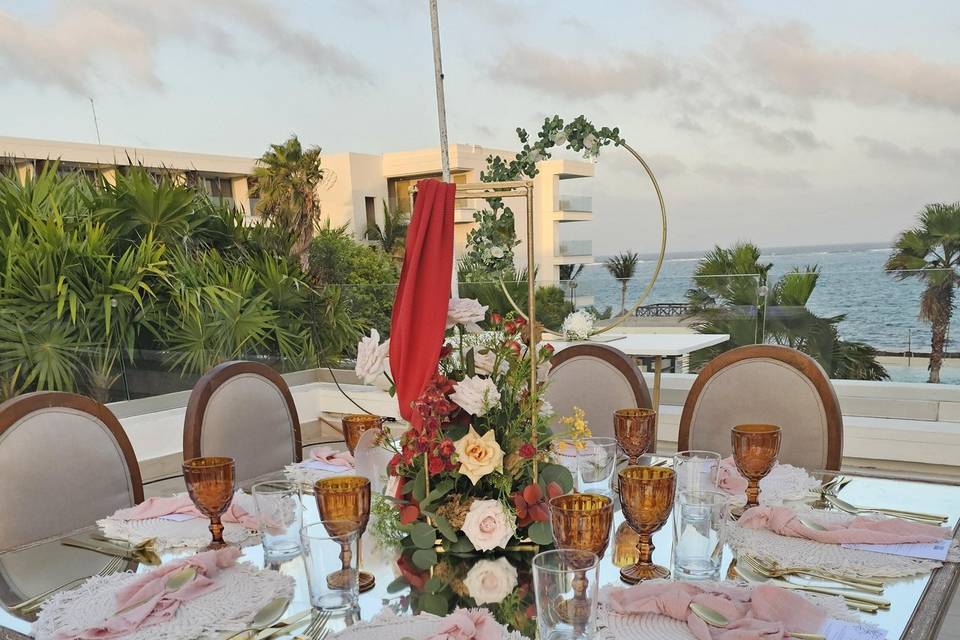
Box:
[2,465,959,640]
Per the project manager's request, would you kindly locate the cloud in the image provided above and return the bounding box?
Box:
[739,21,960,113]
[673,114,707,133]
[488,46,672,98]
[672,0,738,21]
[697,163,810,188]
[721,115,828,154]
[856,136,960,170]
[0,0,369,95]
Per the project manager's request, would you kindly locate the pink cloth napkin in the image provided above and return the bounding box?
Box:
[717,456,749,495]
[54,547,242,640]
[309,446,355,467]
[607,581,825,640]
[111,493,260,530]
[425,608,502,640]
[739,505,950,544]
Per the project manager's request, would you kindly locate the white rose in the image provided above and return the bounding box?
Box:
[446,297,488,330]
[462,557,518,605]
[461,500,515,552]
[489,246,505,259]
[582,133,597,150]
[562,309,595,340]
[552,130,568,146]
[451,376,501,417]
[354,329,390,385]
[473,348,497,376]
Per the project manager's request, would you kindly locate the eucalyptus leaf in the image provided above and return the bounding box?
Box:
[527,521,554,545]
[412,548,438,570]
[434,515,458,543]
[449,535,475,554]
[412,466,427,503]
[419,592,449,616]
[386,576,409,594]
[425,479,455,504]
[409,522,437,549]
[424,576,445,595]
[539,462,574,493]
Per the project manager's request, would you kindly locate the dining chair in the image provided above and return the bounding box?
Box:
[0,392,143,550]
[545,343,653,441]
[678,344,843,470]
[183,360,302,483]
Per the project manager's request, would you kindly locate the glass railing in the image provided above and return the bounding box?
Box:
[558,240,592,257]
[558,195,592,213]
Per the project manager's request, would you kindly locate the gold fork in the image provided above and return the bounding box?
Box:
[16,557,126,613]
[740,554,885,593]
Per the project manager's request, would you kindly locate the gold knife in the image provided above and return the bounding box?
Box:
[61,538,138,560]
[253,610,312,640]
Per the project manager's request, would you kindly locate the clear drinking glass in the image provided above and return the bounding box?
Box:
[251,480,302,561]
[672,490,728,580]
[673,450,721,494]
[577,437,617,497]
[532,549,600,640]
[552,440,581,490]
[300,521,360,612]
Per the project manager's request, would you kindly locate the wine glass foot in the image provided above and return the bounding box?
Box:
[620,562,670,584]
[358,571,376,593]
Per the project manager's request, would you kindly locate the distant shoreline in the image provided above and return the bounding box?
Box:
[591,241,892,264]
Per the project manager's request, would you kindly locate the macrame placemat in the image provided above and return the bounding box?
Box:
[34,562,294,640]
[594,581,859,640]
[725,463,822,506]
[98,492,260,552]
[329,609,525,640]
[283,462,352,489]
[728,506,960,578]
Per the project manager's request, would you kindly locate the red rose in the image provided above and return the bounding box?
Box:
[490,312,503,325]
[400,504,421,525]
[504,320,517,334]
[428,455,445,475]
[518,442,537,459]
[543,344,555,356]
[515,316,527,327]
[440,438,455,456]
[506,340,522,356]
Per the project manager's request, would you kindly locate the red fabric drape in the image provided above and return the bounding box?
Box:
[389,179,455,425]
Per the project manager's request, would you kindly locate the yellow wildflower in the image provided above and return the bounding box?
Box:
[559,406,591,449]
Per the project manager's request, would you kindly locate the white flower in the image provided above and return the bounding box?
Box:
[461,500,515,552]
[539,399,554,418]
[462,557,518,605]
[582,133,597,150]
[473,348,498,376]
[446,297,488,330]
[451,376,501,417]
[552,130,568,146]
[354,329,390,386]
[489,246,505,259]
[562,309,595,340]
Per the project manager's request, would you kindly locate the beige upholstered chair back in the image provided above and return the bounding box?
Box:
[184,361,302,483]
[0,392,143,550]
[679,345,843,470]
[545,344,652,441]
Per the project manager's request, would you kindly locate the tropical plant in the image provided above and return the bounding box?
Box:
[364,200,409,259]
[604,250,640,315]
[252,135,324,266]
[688,242,887,381]
[886,203,960,383]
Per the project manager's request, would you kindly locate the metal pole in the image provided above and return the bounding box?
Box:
[429,0,450,183]
[89,98,102,144]
[428,0,458,296]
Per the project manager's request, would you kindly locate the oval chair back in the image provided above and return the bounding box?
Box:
[184,361,301,484]
[679,345,843,470]
[0,392,143,550]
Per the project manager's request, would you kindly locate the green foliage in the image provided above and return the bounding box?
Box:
[605,250,641,314]
[308,224,399,339]
[0,162,356,399]
[365,200,409,258]
[886,203,960,383]
[687,242,888,381]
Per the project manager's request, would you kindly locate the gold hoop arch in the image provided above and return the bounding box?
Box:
[500,140,668,337]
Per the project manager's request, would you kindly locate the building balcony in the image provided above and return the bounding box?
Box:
[557,239,592,258]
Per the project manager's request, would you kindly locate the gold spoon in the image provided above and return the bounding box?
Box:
[689,602,825,640]
[825,495,947,523]
[223,596,293,640]
[735,564,890,609]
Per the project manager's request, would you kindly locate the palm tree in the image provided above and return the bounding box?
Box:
[365,201,409,259]
[604,251,640,315]
[886,203,960,383]
[688,242,887,381]
[252,135,324,267]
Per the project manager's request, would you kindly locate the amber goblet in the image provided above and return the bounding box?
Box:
[617,466,675,584]
[549,494,613,559]
[182,456,236,547]
[731,424,781,515]
[614,408,656,465]
[341,414,384,456]
[314,476,374,592]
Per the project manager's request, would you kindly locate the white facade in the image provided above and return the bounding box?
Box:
[0,137,597,281]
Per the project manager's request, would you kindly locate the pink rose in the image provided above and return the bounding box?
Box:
[461,499,514,551]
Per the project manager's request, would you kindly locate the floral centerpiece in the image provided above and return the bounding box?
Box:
[356,298,582,570]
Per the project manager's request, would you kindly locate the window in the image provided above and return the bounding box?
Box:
[364,197,376,233]
[387,172,467,214]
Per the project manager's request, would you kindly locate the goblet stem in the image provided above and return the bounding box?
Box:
[572,569,588,637]
[338,541,353,572]
[745,478,760,508]
[209,515,225,546]
[638,533,654,566]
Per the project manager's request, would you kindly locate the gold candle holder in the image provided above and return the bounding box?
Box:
[314,476,375,592]
[614,408,656,465]
[617,466,675,584]
[341,414,384,456]
[730,424,781,516]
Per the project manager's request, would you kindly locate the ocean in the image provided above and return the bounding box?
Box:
[577,242,960,384]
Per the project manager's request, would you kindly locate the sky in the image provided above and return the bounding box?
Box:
[1,0,959,255]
